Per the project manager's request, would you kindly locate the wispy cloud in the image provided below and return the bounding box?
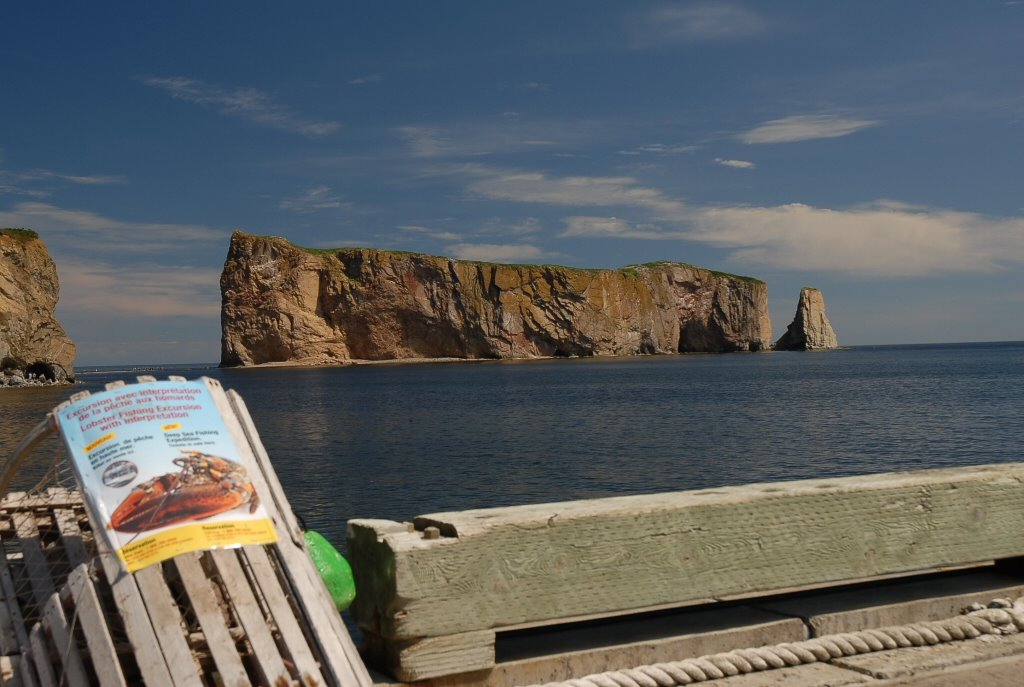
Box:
[446,242,546,263]
[349,74,382,85]
[398,225,463,241]
[619,143,698,156]
[560,216,671,240]
[0,168,126,197]
[142,76,340,137]
[466,169,687,217]
[398,117,607,158]
[0,202,226,252]
[57,259,221,317]
[688,201,1024,276]
[740,114,879,144]
[279,186,347,213]
[629,3,769,47]
[715,157,756,169]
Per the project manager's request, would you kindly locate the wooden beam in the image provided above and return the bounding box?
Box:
[349,462,1024,641]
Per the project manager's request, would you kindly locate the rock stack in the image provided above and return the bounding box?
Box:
[220,231,774,366]
[1,228,76,385]
[774,287,839,351]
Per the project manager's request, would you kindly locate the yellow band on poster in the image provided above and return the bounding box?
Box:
[162,423,182,431]
[85,433,116,453]
[116,518,278,572]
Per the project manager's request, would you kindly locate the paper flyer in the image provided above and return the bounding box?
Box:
[56,380,277,572]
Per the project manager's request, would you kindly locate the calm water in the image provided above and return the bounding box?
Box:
[2,343,1022,547]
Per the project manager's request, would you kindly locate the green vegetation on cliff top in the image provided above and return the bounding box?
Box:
[0,228,39,242]
[243,231,763,284]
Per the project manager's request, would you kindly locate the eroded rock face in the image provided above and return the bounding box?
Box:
[774,287,839,351]
[0,229,76,385]
[220,231,773,366]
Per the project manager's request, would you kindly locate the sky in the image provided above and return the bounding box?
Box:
[2,2,1023,365]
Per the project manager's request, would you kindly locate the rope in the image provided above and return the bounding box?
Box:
[522,597,1024,687]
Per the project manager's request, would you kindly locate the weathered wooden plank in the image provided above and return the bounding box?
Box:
[50,396,177,687]
[365,630,496,682]
[208,548,291,686]
[0,552,40,687]
[219,381,373,687]
[0,492,85,511]
[0,561,19,655]
[40,591,90,686]
[134,564,203,687]
[28,624,56,687]
[239,544,326,685]
[173,552,250,687]
[62,563,128,687]
[53,508,88,569]
[82,523,176,685]
[349,462,1024,640]
[12,514,57,610]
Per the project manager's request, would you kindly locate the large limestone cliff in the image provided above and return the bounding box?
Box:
[0,229,76,384]
[220,231,772,366]
[774,287,839,351]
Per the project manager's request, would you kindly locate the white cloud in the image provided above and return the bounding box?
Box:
[349,74,382,85]
[467,171,687,217]
[398,225,463,241]
[57,259,221,317]
[279,186,346,213]
[0,202,226,251]
[740,115,879,144]
[560,216,678,240]
[142,76,340,137]
[688,201,1024,276]
[446,243,546,263]
[0,168,125,197]
[619,143,698,156]
[715,157,756,169]
[397,118,607,158]
[630,3,768,47]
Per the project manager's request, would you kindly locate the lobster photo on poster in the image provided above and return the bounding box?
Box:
[56,380,277,572]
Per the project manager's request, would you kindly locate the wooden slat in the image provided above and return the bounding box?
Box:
[221,383,373,687]
[209,549,291,686]
[368,629,496,682]
[62,563,127,687]
[0,491,85,512]
[53,508,88,569]
[51,395,178,687]
[28,624,56,687]
[0,562,19,655]
[11,514,56,610]
[349,462,1024,640]
[174,552,250,687]
[40,591,89,686]
[134,565,203,687]
[240,545,325,684]
[85,526,176,685]
[0,551,40,687]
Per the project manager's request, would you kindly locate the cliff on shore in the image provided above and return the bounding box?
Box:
[775,287,839,351]
[220,231,773,366]
[0,229,76,385]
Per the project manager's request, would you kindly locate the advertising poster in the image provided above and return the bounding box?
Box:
[56,380,278,572]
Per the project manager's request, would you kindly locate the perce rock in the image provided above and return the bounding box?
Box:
[220,231,773,366]
[774,287,839,351]
[0,228,76,385]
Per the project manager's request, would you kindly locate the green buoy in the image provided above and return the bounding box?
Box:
[303,530,356,611]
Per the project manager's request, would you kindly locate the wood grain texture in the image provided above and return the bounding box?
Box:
[349,463,1024,640]
[364,629,495,682]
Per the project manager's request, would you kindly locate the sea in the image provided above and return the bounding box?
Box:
[1,342,1022,549]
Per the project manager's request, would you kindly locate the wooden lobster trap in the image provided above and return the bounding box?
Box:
[0,376,371,687]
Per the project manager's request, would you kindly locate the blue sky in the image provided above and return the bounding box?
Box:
[2,2,1023,365]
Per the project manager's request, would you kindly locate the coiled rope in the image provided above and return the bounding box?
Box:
[523,597,1024,687]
